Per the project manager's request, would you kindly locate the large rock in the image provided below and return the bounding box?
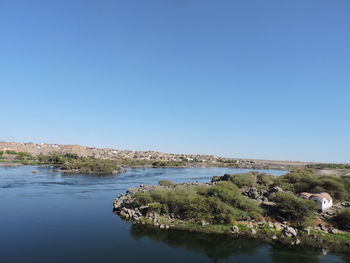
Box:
[232,225,240,233]
[243,187,269,201]
[319,223,328,232]
[329,227,338,234]
[283,227,297,237]
[273,222,284,231]
[268,186,283,194]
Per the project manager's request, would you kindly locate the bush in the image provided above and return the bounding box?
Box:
[60,157,118,174]
[274,169,350,201]
[5,150,17,155]
[152,161,185,167]
[36,153,119,174]
[270,192,317,226]
[16,152,35,161]
[334,209,350,230]
[256,173,275,188]
[222,173,257,188]
[159,180,176,187]
[132,182,262,224]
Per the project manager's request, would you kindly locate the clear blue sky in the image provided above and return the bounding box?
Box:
[0,0,349,162]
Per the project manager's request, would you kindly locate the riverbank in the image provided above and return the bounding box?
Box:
[0,141,312,170]
[113,170,350,253]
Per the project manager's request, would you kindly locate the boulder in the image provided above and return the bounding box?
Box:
[231,226,240,233]
[283,227,297,237]
[303,227,311,235]
[200,220,208,226]
[319,223,328,232]
[329,227,338,234]
[257,219,265,226]
[268,186,283,194]
[273,222,284,231]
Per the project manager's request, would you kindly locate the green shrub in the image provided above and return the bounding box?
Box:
[132,182,262,224]
[222,173,257,188]
[334,208,350,230]
[256,173,275,188]
[5,150,17,155]
[274,169,350,201]
[270,192,317,226]
[16,152,35,161]
[159,180,176,187]
[307,163,350,169]
[152,161,185,167]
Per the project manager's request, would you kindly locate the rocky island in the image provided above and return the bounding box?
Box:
[0,150,124,175]
[113,169,350,253]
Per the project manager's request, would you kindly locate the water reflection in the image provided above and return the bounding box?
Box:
[130,224,349,263]
[131,224,264,262]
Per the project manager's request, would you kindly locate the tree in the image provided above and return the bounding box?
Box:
[334,208,350,230]
[271,192,317,226]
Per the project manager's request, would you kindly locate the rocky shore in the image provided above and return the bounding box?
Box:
[113,182,350,253]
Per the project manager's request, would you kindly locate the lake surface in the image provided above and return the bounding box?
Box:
[0,166,348,263]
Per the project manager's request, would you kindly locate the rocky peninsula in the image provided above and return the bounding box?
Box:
[113,169,350,253]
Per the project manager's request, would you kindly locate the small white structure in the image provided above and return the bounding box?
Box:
[299,192,333,211]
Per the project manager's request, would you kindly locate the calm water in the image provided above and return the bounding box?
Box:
[0,166,348,263]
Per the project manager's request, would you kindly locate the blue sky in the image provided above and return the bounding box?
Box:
[0,0,349,162]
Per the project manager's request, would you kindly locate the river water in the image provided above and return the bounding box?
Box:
[0,166,348,263]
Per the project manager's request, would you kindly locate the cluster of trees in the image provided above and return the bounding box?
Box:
[139,169,350,227]
[306,163,350,169]
[37,153,120,174]
[274,168,350,201]
[133,181,262,224]
[270,192,317,226]
[121,159,187,167]
[1,150,121,174]
[0,150,35,162]
[151,161,186,167]
[217,172,274,189]
[334,209,350,230]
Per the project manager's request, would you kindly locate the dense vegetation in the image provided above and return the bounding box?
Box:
[133,181,262,224]
[306,163,350,169]
[37,153,121,174]
[0,151,121,174]
[216,172,274,189]
[115,168,350,252]
[334,209,350,230]
[270,192,318,226]
[131,169,350,228]
[274,168,350,201]
[120,159,188,167]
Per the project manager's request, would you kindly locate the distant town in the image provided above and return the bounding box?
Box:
[0,141,312,170]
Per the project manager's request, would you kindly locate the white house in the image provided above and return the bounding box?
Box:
[298,192,333,211]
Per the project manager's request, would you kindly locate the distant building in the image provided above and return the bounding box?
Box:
[299,192,333,211]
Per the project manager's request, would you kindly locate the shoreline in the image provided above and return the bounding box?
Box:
[0,160,288,171]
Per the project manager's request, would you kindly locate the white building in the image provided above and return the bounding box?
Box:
[299,192,333,211]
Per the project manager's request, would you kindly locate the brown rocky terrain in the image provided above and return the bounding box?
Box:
[0,141,313,169]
